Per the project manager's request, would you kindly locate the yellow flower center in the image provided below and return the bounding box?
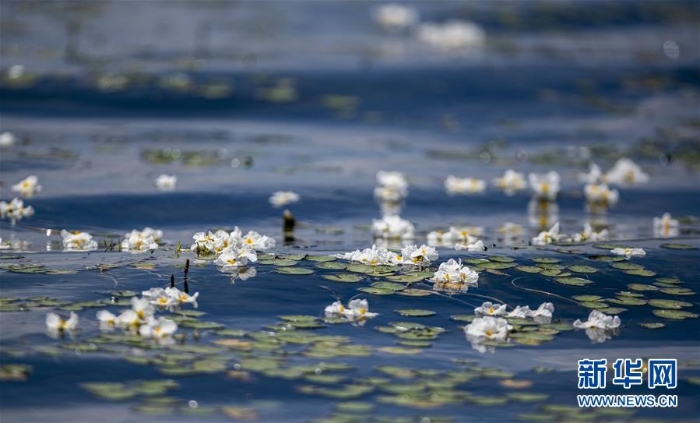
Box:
[485,329,493,337]
[541,183,549,194]
[359,308,367,315]
[488,307,495,314]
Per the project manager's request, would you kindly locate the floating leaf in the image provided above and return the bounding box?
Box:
[659,243,698,250]
[358,287,395,295]
[372,282,406,291]
[627,284,658,291]
[611,262,644,270]
[385,274,426,283]
[608,297,647,306]
[507,392,548,402]
[555,277,592,286]
[568,265,597,274]
[579,301,609,309]
[336,402,374,413]
[532,258,559,264]
[305,255,337,262]
[647,299,693,309]
[638,322,665,329]
[659,287,696,296]
[396,289,432,297]
[378,347,422,355]
[572,295,603,302]
[323,274,363,283]
[317,262,347,270]
[258,259,297,267]
[652,310,699,320]
[277,253,307,260]
[394,309,436,317]
[625,269,656,277]
[516,266,543,274]
[275,267,314,275]
[488,256,515,263]
[656,277,682,285]
[480,262,518,270]
[602,307,627,315]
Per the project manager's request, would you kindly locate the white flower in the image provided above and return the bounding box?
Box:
[528,171,560,201]
[397,244,439,267]
[191,230,230,256]
[155,174,177,191]
[531,222,561,246]
[230,227,276,251]
[96,310,117,330]
[376,171,408,193]
[493,170,527,195]
[0,198,34,223]
[445,176,486,195]
[130,297,155,321]
[474,302,507,317]
[426,230,450,247]
[325,299,378,324]
[7,65,24,79]
[121,229,158,252]
[0,131,16,147]
[146,288,178,309]
[584,183,619,205]
[573,310,621,330]
[506,305,533,319]
[115,309,140,329]
[611,247,646,259]
[165,287,199,308]
[371,215,414,239]
[578,163,603,184]
[61,230,98,251]
[336,244,397,266]
[418,20,485,50]
[455,239,485,252]
[372,3,418,30]
[139,316,178,339]
[46,312,79,332]
[269,191,300,207]
[606,158,649,185]
[572,222,609,243]
[227,267,257,283]
[374,186,406,203]
[465,316,512,341]
[324,300,345,317]
[214,246,258,269]
[532,302,554,324]
[653,213,679,238]
[11,176,41,197]
[429,258,479,288]
[141,227,163,242]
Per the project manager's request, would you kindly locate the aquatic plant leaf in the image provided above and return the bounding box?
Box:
[659,243,698,250]
[638,322,665,329]
[568,265,597,274]
[647,299,693,309]
[275,267,314,275]
[323,274,363,283]
[572,295,603,302]
[358,287,395,295]
[317,262,347,270]
[396,289,432,297]
[394,309,436,317]
[625,269,656,277]
[516,266,543,274]
[652,309,699,320]
[305,255,337,262]
[554,277,592,286]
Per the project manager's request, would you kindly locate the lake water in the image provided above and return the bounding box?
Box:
[1,1,699,422]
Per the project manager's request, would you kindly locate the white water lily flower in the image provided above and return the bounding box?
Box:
[455,239,485,252]
[418,20,485,50]
[578,163,603,184]
[653,213,679,238]
[214,246,258,269]
[0,197,34,224]
[121,229,158,252]
[324,301,345,317]
[141,227,163,242]
[528,171,560,201]
[96,310,117,330]
[344,298,378,320]
[371,214,414,240]
[46,312,79,332]
[574,310,621,330]
[429,258,479,288]
[269,191,300,207]
[11,175,41,197]
[230,227,276,251]
[61,230,98,251]
[165,287,199,308]
[475,302,507,317]
[191,230,230,256]
[573,222,609,243]
[155,174,176,191]
[532,302,554,324]
[493,170,527,196]
[445,176,486,195]
[584,183,619,205]
[426,230,455,247]
[465,316,512,341]
[130,297,155,321]
[336,244,396,266]
[531,222,561,246]
[606,158,649,185]
[376,171,408,193]
[115,309,141,329]
[146,288,178,308]
[372,3,418,31]
[373,186,406,203]
[611,247,646,259]
[506,305,533,319]
[399,244,439,267]
[139,316,178,339]
[227,267,257,283]
[0,131,16,147]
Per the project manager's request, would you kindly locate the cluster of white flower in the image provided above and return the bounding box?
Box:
[269,191,300,208]
[121,227,162,253]
[444,176,486,195]
[336,243,438,267]
[611,247,646,259]
[584,183,619,206]
[191,226,274,259]
[371,3,418,31]
[571,222,609,242]
[573,310,621,344]
[155,174,177,191]
[0,198,34,224]
[531,222,561,246]
[532,221,609,245]
[371,214,414,240]
[427,226,483,248]
[529,171,560,201]
[492,170,527,196]
[374,171,408,204]
[12,175,41,197]
[417,20,485,51]
[579,159,649,186]
[653,212,679,238]
[429,258,479,293]
[61,230,99,251]
[506,302,554,324]
[325,298,377,326]
[141,286,199,310]
[45,312,79,337]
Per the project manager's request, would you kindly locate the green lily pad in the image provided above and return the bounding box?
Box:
[540,269,563,277]
[279,315,318,322]
[317,262,347,270]
[611,262,644,270]
[555,277,592,286]
[323,274,364,283]
[372,282,406,291]
[627,284,659,291]
[489,256,515,263]
[608,297,647,306]
[358,287,395,295]
[396,289,432,297]
[336,402,374,413]
[275,267,314,275]
[532,258,559,264]
[656,277,682,284]
[276,253,307,260]
[659,243,698,250]
[647,299,693,309]
[385,274,427,283]
[652,309,699,320]
[572,295,603,302]
[568,265,597,274]
[394,309,436,317]
[305,255,337,262]
[638,322,665,329]
[579,301,609,309]
[507,392,549,402]
[625,269,656,277]
[516,266,543,274]
[480,262,518,270]
[659,287,696,296]
[258,259,298,267]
